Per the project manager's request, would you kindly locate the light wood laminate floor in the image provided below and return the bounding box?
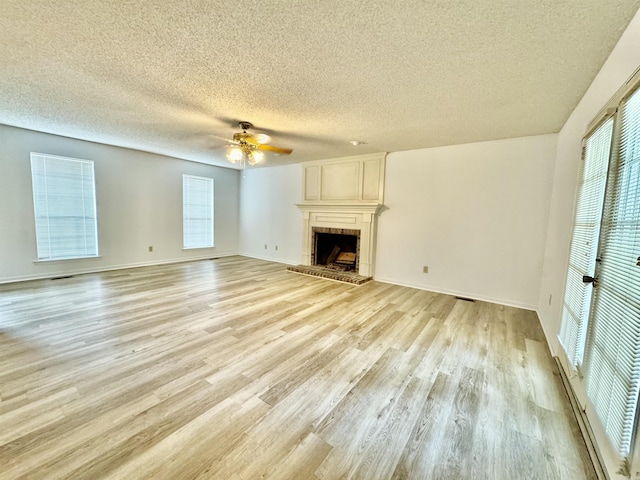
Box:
[0,256,596,479]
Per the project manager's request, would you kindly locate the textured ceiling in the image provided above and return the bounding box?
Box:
[1,1,639,169]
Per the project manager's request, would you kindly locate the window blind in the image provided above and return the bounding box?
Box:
[30,153,99,260]
[584,86,640,457]
[183,175,214,249]
[559,118,613,366]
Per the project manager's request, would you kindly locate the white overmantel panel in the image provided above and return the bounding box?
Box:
[302,152,386,204]
[297,153,386,277]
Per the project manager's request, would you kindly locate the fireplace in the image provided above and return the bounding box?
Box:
[312,227,360,271]
[295,203,382,277]
[295,152,386,278]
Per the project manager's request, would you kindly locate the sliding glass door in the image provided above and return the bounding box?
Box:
[558,118,613,369]
[559,82,640,473]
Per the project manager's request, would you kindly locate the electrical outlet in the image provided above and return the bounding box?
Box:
[275,245,278,251]
[548,294,552,305]
[423,266,428,273]
[264,244,267,249]
[148,246,153,252]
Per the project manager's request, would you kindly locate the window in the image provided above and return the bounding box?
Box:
[30,153,99,260]
[559,79,640,468]
[182,175,214,249]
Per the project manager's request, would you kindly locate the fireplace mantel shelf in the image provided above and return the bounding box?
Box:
[295,203,383,215]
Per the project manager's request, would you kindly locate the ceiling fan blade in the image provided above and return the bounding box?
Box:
[256,144,293,155]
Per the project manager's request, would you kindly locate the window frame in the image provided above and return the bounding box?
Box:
[30,153,100,261]
[182,174,215,250]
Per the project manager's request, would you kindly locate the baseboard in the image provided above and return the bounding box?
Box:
[535,308,559,357]
[238,252,299,266]
[555,357,609,480]
[0,252,239,284]
[372,276,537,311]
[13,254,535,312]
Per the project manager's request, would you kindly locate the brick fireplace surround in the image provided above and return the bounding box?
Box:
[311,227,361,271]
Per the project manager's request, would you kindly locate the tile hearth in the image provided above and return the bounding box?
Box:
[286,265,372,285]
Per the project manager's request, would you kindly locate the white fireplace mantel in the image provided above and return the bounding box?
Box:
[295,203,384,215]
[295,202,384,277]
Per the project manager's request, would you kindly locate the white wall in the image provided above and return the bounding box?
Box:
[238,164,302,265]
[538,9,640,354]
[375,135,558,310]
[239,135,557,310]
[0,124,239,283]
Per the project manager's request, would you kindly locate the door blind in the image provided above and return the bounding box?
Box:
[584,85,640,457]
[559,118,613,366]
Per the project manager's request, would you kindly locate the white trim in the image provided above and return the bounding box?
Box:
[182,174,215,249]
[30,152,99,261]
[296,203,382,277]
[16,253,542,316]
[30,152,91,163]
[301,152,387,205]
[0,253,238,285]
[238,252,299,265]
[586,65,640,136]
[535,308,560,357]
[295,203,383,214]
[34,255,102,263]
[373,275,537,311]
[239,257,540,311]
[555,357,610,480]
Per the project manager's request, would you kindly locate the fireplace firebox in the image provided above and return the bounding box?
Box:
[312,227,360,271]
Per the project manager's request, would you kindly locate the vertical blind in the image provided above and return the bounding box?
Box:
[30,153,99,260]
[584,86,640,457]
[559,118,613,366]
[182,175,214,249]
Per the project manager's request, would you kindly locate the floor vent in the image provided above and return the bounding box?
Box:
[455,296,475,302]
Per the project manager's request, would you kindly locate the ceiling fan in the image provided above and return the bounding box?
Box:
[225,121,293,166]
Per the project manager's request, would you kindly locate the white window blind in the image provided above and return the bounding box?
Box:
[559,118,613,366]
[30,153,99,260]
[584,86,640,457]
[183,175,214,249]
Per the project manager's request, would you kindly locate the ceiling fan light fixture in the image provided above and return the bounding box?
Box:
[226,146,244,163]
[223,121,292,167]
[249,150,264,165]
